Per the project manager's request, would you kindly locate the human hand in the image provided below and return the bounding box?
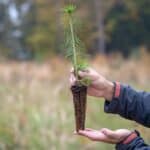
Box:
[70,68,114,101]
[76,128,131,144]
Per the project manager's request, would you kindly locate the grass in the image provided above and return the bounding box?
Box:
[0,55,149,149]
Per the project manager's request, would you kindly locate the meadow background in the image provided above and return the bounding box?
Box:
[0,0,150,150]
[0,52,150,150]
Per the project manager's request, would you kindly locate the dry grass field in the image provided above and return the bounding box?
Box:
[0,52,150,150]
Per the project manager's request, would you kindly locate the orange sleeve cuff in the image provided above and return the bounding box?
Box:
[123,132,138,144]
[114,82,121,98]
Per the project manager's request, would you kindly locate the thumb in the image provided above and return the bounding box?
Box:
[78,70,89,78]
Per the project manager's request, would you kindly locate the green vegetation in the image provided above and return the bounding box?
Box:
[64,4,90,86]
[105,0,150,57]
[0,79,149,149]
[0,59,149,149]
[0,0,149,59]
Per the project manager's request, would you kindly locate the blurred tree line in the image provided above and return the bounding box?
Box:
[0,0,149,60]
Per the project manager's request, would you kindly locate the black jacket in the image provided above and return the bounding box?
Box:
[104,84,150,149]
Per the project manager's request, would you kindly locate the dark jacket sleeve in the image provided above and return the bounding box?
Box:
[104,84,150,127]
[116,136,150,150]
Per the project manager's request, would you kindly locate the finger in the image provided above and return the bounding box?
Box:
[70,73,76,81]
[78,70,89,78]
[101,128,117,138]
[87,87,104,97]
[78,130,94,139]
[70,67,74,73]
[85,128,94,131]
[78,130,115,143]
[78,130,106,139]
[79,68,99,79]
[73,131,77,134]
[69,74,76,86]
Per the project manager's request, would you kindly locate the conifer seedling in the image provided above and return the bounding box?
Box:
[64,4,90,132]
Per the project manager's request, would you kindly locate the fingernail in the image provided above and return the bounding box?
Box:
[73,131,77,134]
[78,71,83,76]
[70,68,74,73]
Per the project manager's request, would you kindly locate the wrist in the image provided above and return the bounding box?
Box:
[121,130,139,144]
[116,130,140,150]
[104,81,121,101]
[104,81,114,101]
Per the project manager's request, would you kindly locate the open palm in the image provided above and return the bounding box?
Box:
[76,128,131,144]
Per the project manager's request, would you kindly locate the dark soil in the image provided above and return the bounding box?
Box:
[71,85,87,132]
